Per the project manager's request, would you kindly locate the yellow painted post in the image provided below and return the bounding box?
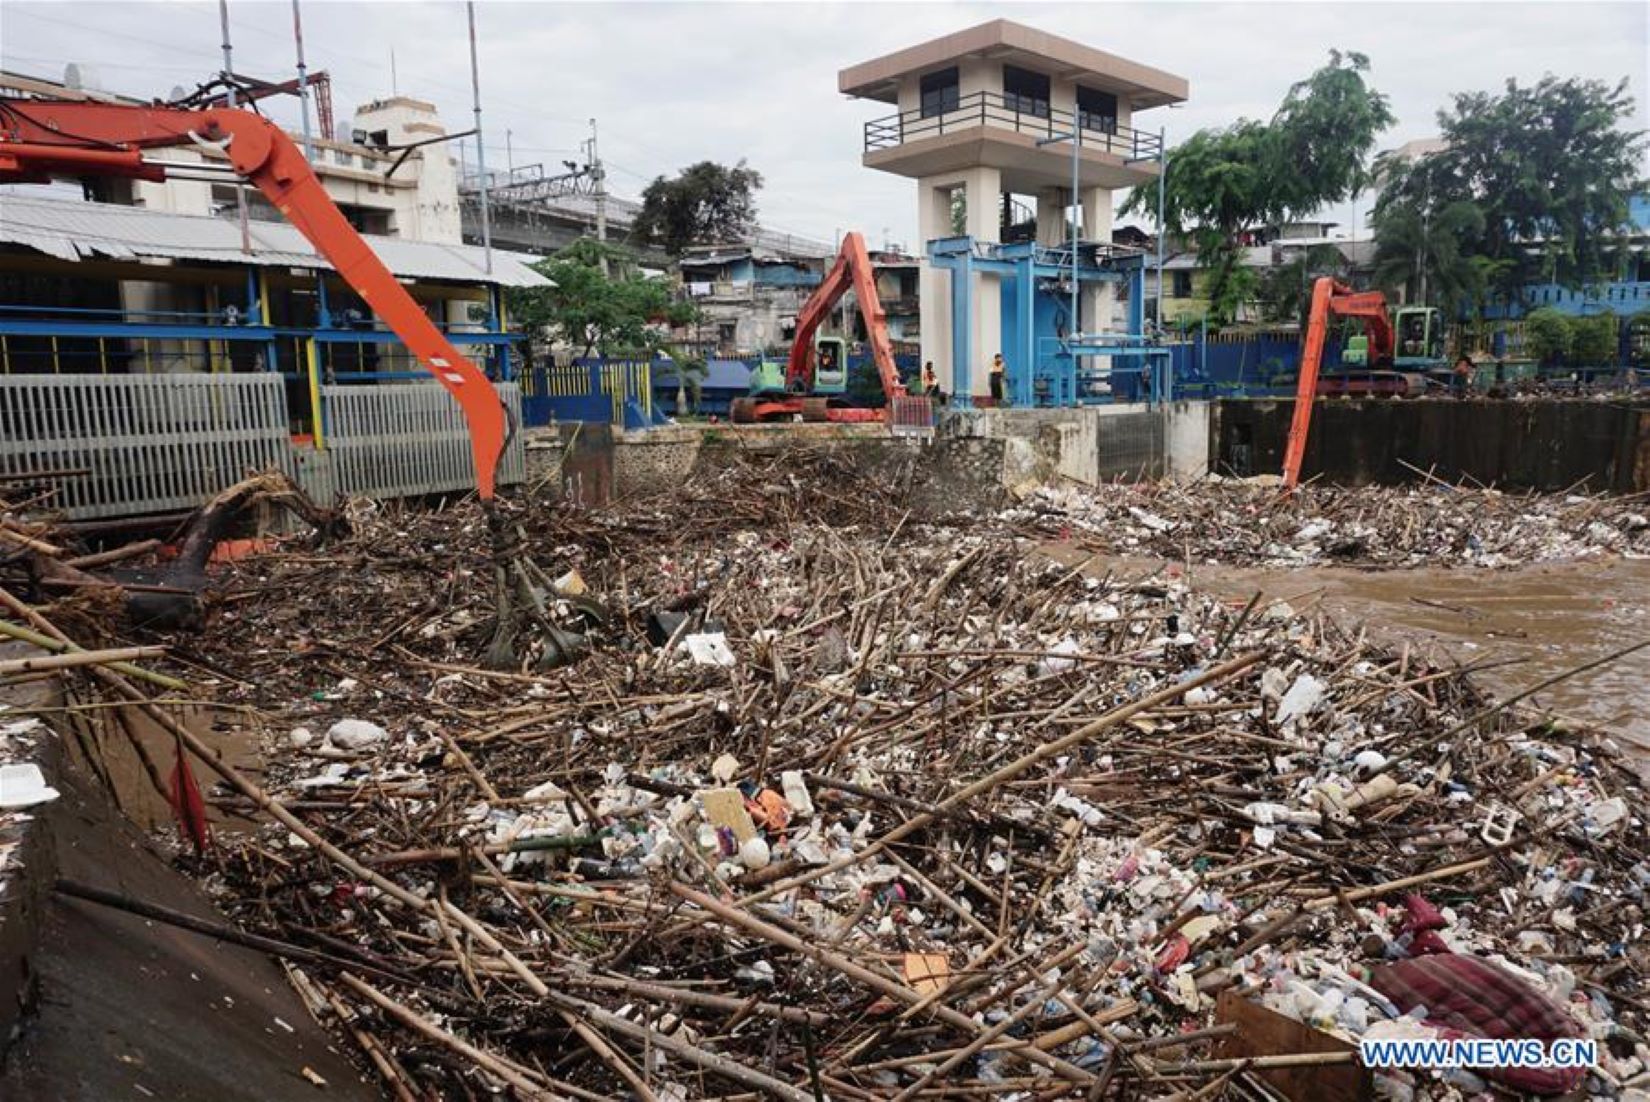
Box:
[1,334,9,374]
[142,338,151,371]
[50,335,60,374]
[306,338,325,450]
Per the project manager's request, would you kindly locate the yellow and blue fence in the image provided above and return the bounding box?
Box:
[522,358,661,429]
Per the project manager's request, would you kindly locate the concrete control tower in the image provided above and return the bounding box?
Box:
[840,20,1186,400]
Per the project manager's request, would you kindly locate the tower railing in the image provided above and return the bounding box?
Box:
[864,91,1163,161]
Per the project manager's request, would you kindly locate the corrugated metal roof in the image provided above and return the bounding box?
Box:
[487,189,833,260]
[0,193,550,287]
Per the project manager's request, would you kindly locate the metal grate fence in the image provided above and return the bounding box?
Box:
[0,374,525,519]
[320,381,524,501]
[0,373,291,519]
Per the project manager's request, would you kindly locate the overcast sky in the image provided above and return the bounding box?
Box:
[4,1,1646,248]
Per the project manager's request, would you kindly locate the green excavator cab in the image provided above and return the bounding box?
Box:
[1393,306,1446,370]
[812,336,848,395]
[749,336,849,396]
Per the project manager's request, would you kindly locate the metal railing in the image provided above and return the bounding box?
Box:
[0,373,524,519]
[0,373,292,519]
[320,381,524,501]
[527,360,653,425]
[864,91,1163,160]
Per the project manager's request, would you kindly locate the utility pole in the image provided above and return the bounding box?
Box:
[588,118,608,276]
[219,0,251,254]
[1069,127,1080,340]
[1417,176,1430,305]
[1156,127,1167,333]
[506,128,514,176]
[290,0,315,162]
[466,0,492,274]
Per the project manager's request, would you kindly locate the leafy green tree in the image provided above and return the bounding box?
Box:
[633,161,764,256]
[1370,162,1487,309]
[1258,243,1347,324]
[1523,307,1574,367]
[507,240,698,358]
[1375,76,1646,307]
[1572,313,1618,366]
[1123,51,1393,325]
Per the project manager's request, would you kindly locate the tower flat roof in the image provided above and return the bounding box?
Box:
[838,19,1187,109]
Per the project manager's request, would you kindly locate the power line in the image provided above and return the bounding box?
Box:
[1,54,209,75]
[6,7,222,64]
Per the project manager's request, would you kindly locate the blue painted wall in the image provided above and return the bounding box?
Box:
[997,273,1082,404]
[754,264,823,289]
[1482,281,1650,320]
[653,358,754,417]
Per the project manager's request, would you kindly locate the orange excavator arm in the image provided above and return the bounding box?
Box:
[1281,277,1395,489]
[0,97,508,499]
[786,231,906,401]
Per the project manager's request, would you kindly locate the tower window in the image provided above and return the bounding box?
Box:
[1077,85,1118,134]
[1003,65,1050,118]
[920,67,960,118]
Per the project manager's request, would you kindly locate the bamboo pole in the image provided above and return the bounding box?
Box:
[0,646,165,676]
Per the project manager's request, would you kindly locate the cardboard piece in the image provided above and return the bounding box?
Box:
[1212,990,1370,1102]
[903,952,951,997]
[702,787,757,843]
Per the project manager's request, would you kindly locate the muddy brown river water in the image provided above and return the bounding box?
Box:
[1044,547,1650,756]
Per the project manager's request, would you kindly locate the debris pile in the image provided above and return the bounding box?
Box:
[6,448,1648,1099]
[1014,478,1650,569]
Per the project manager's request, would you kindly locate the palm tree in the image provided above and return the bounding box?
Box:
[1372,197,1485,310]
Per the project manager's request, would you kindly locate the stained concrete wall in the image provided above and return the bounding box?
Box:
[1213,398,1650,492]
[538,403,1215,512]
[1,674,372,1102]
[943,402,1213,489]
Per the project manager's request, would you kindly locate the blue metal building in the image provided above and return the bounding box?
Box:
[928,236,1169,407]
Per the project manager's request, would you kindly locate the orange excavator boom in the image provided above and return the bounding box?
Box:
[0,96,508,499]
[786,231,906,402]
[1281,277,1396,489]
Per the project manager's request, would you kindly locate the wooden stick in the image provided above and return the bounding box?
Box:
[338,973,559,1101]
[0,645,165,676]
[0,523,62,555]
[0,617,187,691]
[545,990,816,1102]
[1301,855,1493,911]
[0,587,547,999]
[62,538,162,570]
[564,971,829,1026]
[53,878,416,990]
[890,985,1051,1102]
[671,885,1095,1086]
[738,650,1268,908]
[561,1009,659,1102]
[1156,1051,1356,1073]
[315,979,420,1102]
